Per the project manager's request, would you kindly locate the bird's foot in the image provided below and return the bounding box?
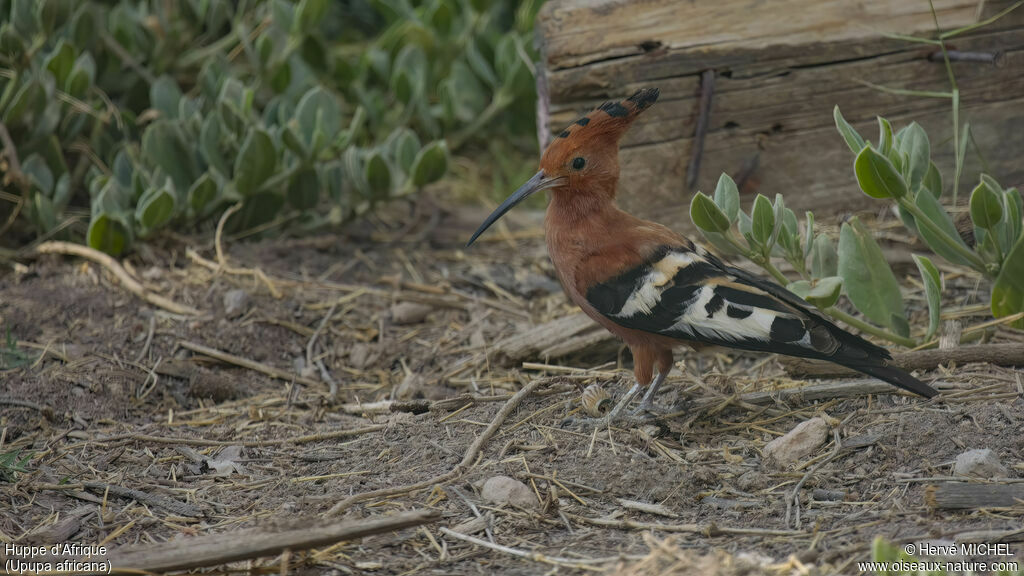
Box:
[561,411,655,430]
[630,398,673,417]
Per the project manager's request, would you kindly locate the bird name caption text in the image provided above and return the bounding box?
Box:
[4,543,111,575]
[856,542,1018,574]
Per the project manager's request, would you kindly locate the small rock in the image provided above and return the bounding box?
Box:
[480,475,537,509]
[390,302,433,325]
[763,417,829,468]
[953,448,1007,478]
[223,289,249,318]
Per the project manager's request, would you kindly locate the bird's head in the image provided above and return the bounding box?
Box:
[467,87,659,246]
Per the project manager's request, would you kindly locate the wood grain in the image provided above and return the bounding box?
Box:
[537,0,1024,232]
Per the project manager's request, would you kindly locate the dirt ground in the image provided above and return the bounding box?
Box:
[1,205,1023,575]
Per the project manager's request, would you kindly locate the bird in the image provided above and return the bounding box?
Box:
[466,87,937,427]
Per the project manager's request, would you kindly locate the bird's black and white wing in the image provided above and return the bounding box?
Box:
[585,244,937,397]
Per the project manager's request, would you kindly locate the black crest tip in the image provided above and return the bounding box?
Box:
[626,87,660,110]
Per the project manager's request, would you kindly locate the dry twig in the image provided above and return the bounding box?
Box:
[35,241,200,315]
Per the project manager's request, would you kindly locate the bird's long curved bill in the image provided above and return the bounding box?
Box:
[466,171,563,247]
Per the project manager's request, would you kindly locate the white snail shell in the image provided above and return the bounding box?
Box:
[581,384,612,417]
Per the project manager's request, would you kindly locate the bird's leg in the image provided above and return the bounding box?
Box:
[633,370,669,415]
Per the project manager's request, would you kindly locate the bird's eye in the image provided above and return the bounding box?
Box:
[572,157,586,170]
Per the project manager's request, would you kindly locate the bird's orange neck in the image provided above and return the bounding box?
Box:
[545,186,617,227]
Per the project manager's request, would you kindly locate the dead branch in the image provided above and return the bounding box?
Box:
[178,340,323,388]
[88,426,385,447]
[83,482,203,517]
[35,241,201,316]
[326,377,548,516]
[925,482,1024,510]
[492,313,601,365]
[100,509,439,573]
[781,343,1024,379]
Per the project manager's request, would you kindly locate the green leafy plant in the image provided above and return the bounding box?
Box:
[0,449,32,482]
[690,110,1024,348]
[0,0,541,254]
[1,328,35,369]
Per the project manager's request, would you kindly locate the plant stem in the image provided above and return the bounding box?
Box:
[758,258,790,286]
[449,89,515,151]
[898,199,989,273]
[825,307,918,347]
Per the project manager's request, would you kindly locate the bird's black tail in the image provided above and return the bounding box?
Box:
[844,362,938,398]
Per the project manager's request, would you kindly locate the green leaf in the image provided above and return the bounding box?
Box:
[188,172,217,216]
[364,151,391,199]
[22,154,53,195]
[803,211,815,259]
[750,194,775,249]
[269,61,291,94]
[700,231,741,256]
[854,146,907,199]
[295,86,341,152]
[912,254,942,341]
[393,129,421,173]
[466,38,498,88]
[713,173,740,223]
[293,0,329,35]
[44,40,75,87]
[233,128,277,196]
[788,276,843,308]
[410,140,449,188]
[991,233,1024,328]
[876,117,894,156]
[923,161,942,198]
[87,212,131,256]
[914,188,973,266]
[838,217,906,331]
[135,182,176,233]
[810,234,837,278]
[833,106,866,154]
[999,187,1022,256]
[690,192,730,233]
[31,191,56,233]
[898,122,930,193]
[231,192,285,231]
[969,178,1003,230]
[65,52,95,99]
[199,114,229,176]
[287,167,319,209]
[150,75,182,120]
[142,120,200,193]
[3,77,43,124]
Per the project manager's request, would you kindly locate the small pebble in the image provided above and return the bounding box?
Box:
[223,289,249,318]
[480,475,538,509]
[953,448,1007,478]
[390,302,433,325]
[763,417,829,468]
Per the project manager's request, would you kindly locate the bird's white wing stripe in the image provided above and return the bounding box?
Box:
[615,251,703,318]
[670,286,778,342]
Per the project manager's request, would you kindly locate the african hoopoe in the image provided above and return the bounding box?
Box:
[468,88,937,427]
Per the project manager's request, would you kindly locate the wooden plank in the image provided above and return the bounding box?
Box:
[537,0,1024,231]
[539,0,990,71]
[926,483,1024,509]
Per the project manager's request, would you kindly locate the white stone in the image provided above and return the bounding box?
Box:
[763,417,829,468]
[480,475,537,509]
[953,448,1007,478]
